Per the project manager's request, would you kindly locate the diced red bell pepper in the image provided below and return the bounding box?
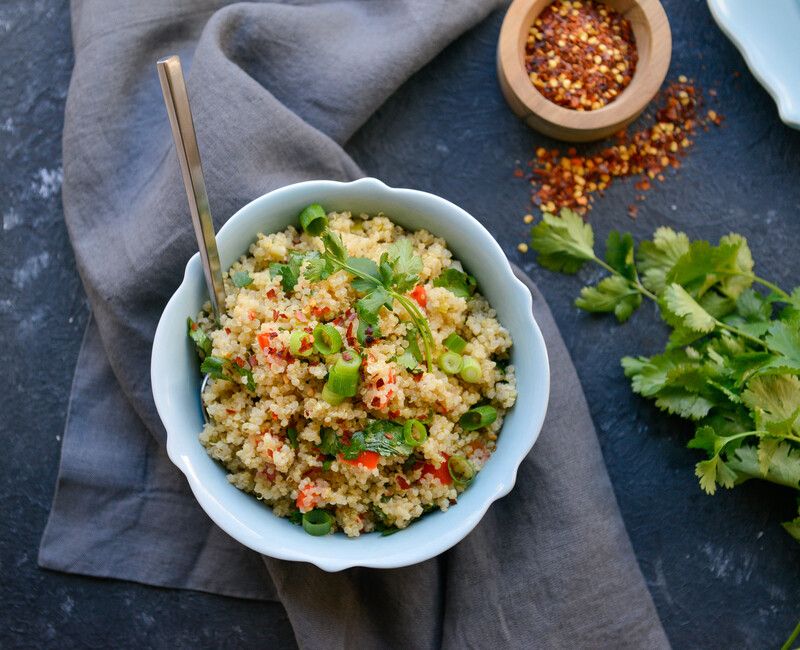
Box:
[409,284,427,308]
[340,450,380,470]
[257,332,272,350]
[420,453,452,485]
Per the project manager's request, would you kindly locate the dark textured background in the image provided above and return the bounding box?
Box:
[1,0,798,647]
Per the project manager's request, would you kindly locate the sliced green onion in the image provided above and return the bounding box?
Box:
[447,455,476,486]
[459,405,497,431]
[321,383,346,405]
[403,419,428,447]
[326,350,362,397]
[459,355,482,383]
[443,332,467,354]
[289,329,314,357]
[302,509,333,536]
[298,203,328,236]
[438,351,462,375]
[313,323,342,355]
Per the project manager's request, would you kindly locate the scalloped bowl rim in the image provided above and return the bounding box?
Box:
[707,0,800,129]
[151,178,550,571]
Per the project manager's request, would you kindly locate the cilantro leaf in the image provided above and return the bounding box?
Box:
[231,270,253,288]
[718,233,754,298]
[387,239,423,292]
[575,275,642,322]
[356,286,390,326]
[695,455,737,495]
[764,322,800,371]
[304,254,333,282]
[270,251,310,293]
[396,329,422,370]
[728,442,800,490]
[530,208,595,273]
[433,268,477,298]
[321,230,347,263]
[654,390,714,420]
[187,317,212,360]
[341,420,412,458]
[348,256,381,293]
[605,231,636,280]
[319,427,340,456]
[663,284,716,333]
[200,356,233,382]
[636,227,690,293]
[742,375,800,429]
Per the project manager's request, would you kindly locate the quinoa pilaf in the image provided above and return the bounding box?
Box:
[189,206,517,537]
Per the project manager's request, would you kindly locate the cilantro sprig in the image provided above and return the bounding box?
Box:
[304,227,435,370]
[321,420,413,460]
[531,209,800,542]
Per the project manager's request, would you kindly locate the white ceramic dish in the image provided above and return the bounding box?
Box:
[707,0,800,130]
[151,178,550,571]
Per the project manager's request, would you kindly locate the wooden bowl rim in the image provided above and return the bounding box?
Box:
[498,0,672,133]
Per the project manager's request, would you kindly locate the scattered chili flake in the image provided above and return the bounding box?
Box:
[521,79,723,216]
[526,0,638,111]
[266,288,277,300]
[225,408,237,415]
[627,204,638,219]
[396,475,411,490]
[224,327,231,334]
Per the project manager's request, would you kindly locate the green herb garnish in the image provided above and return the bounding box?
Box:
[231,270,253,288]
[433,267,477,298]
[339,420,414,460]
[199,355,255,392]
[531,208,800,542]
[300,212,435,370]
[187,317,212,359]
[270,251,317,293]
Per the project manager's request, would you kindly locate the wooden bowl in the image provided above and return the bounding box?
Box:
[497,0,672,142]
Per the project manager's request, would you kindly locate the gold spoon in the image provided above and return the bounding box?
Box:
[157,54,224,422]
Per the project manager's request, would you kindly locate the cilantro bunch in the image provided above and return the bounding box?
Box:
[304,228,435,370]
[531,209,800,541]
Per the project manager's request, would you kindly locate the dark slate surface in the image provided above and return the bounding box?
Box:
[1,0,797,647]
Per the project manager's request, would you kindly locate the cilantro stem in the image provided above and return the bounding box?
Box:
[717,429,800,454]
[781,618,800,650]
[593,257,659,301]
[714,320,777,353]
[713,271,791,301]
[394,293,434,371]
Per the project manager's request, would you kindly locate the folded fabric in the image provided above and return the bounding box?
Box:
[42,1,669,647]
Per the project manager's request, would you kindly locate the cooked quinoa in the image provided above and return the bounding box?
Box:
[194,210,517,537]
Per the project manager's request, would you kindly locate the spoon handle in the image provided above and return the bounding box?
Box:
[156,54,226,322]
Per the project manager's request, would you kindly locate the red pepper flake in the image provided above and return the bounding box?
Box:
[233,356,245,367]
[627,204,638,219]
[225,408,237,415]
[190,322,198,331]
[371,396,382,408]
[396,475,411,490]
[266,288,277,300]
[247,310,256,321]
[388,409,400,419]
[295,310,308,323]
[526,0,637,111]
[376,378,385,389]
[522,80,723,217]
[412,372,423,383]
[272,309,280,321]
[224,327,231,335]
[248,355,258,367]
[513,167,524,178]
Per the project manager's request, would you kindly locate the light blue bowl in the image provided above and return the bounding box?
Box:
[151,178,550,571]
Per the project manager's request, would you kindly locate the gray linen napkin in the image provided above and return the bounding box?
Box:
[41,1,669,647]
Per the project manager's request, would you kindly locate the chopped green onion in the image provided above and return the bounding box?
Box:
[287,426,299,449]
[459,405,497,431]
[459,355,482,383]
[302,509,333,536]
[289,329,314,357]
[447,455,476,486]
[313,323,342,355]
[443,332,467,354]
[326,350,362,397]
[403,419,428,447]
[321,383,346,406]
[298,203,328,236]
[438,351,463,375]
